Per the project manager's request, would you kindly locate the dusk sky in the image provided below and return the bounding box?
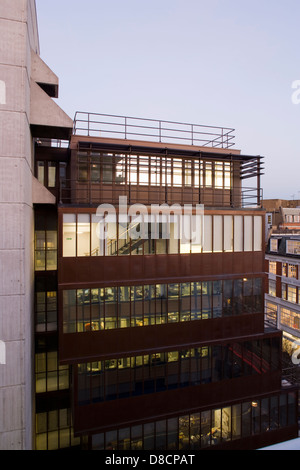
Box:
[36,0,300,200]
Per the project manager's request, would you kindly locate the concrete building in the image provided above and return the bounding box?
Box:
[0,0,72,449]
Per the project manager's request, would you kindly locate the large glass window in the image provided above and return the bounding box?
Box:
[63,278,263,333]
[36,351,69,394]
[35,212,57,271]
[77,214,91,257]
[35,276,57,333]
[77,338,279,405]
[63,213,262,257]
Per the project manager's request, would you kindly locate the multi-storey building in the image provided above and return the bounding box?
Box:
[31,110,298,451]
[1,0,298,451]
[266,233,300,358]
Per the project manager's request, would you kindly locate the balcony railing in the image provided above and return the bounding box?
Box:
[59,181,262,208]
[73,112,236,149]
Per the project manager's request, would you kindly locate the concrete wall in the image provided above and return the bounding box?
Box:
[0,0,39,450]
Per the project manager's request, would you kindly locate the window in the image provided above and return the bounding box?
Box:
[63,214,76,257]
[282,263,287,277]
[62,213,262,257]
[254,216,262,251]
[35,212,57,271]
[270,239,278,252]
[213,216,223,252]
[269,261,277,274]
[37,161,44,185]
[282,283,287,300]
[173,159,182,186]
[224,163,231,189]
[48,162,56,188]
[35,276,57,333]
[77,339,276,406]
[90,391,295,450]
[268,280,276,297]
[288,264,297,278]
[224,216,233,252]
[77,214,90,257]
[287,240,300,255]
[281,308,300,331]
[62,278,263,333]
[205,162,212,187]
[139,156,149,185]
[287,285,297,303]
[91,153,101,182]
[234,215,243,252]
[214,163,223,188]
[35,351,69,394]
[78,152,88,182]
[103,154,114,183]
[184,160,191,186]
[35,408,79,450]
[244,216,253,251]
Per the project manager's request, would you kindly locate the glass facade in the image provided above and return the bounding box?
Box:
[62,213,263,257]
[77,337,280,405]
[90,391,297,450]
[76,152,232,189]
[63,278,263,333]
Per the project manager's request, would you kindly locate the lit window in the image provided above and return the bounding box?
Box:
[269,261,277,274]
[288,264,297,278]
[287,285,297,303]
[287,240,300,255]
[48,162,56,188]
[270,239,278,252]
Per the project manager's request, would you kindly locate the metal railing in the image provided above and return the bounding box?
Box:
[73,112,235,149]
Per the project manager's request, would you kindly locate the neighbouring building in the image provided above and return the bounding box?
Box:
[0,0,299,451]
[263,199,300,241]
[265,233,300,363]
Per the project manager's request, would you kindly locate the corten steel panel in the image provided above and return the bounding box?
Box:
[72,372,282,435]
[58,252,265,287]
[59,314,264,364]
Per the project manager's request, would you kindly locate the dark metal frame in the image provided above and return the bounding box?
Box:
[73,112,236,149]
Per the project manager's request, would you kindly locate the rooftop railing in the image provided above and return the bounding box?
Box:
[73,112,236,149]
